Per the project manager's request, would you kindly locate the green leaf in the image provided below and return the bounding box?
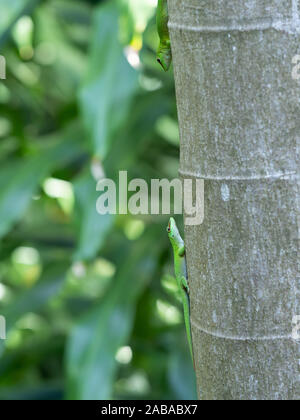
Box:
[0,127,85,239]
[0,0,41,47]
[79,0,138,158]
[0,157,54,238]
[0,263,68,357]
[66,229,158,400]
[2,263,68,331]
[73,170,114,262]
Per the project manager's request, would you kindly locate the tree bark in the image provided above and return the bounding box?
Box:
[168,0,300,400]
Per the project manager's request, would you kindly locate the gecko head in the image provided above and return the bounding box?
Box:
[167,217,184,251]
[167,217,177,239]
[157,51,171,72]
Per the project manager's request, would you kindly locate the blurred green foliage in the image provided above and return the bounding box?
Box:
[0,0,196,400]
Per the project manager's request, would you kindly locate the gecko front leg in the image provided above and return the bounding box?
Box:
[156,0,172,71]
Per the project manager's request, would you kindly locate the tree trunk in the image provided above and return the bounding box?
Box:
[168,0,299,400]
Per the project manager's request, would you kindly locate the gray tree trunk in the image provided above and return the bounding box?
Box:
[168,0,300,400]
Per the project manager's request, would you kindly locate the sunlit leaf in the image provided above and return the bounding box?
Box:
[0,263,68,358]
[0,0,41,47]
[2,263,68,331]
[79,0,138,158]
[0,127,85,239]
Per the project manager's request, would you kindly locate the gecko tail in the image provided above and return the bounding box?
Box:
[156,43,172,72]
[189,336,195,371]
[182,292,195,369]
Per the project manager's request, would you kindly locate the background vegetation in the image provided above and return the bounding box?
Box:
[0,0,196,400]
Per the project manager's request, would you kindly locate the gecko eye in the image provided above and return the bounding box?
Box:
[167,222,171,233]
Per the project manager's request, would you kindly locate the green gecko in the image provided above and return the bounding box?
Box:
[156,0,172,71]
[167,218,194,367]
